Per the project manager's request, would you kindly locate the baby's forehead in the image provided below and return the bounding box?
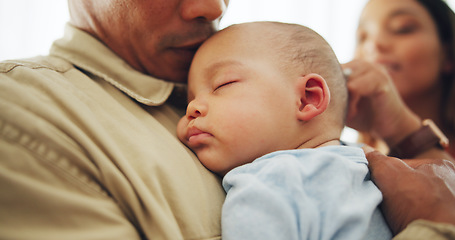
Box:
[205,24,273,47]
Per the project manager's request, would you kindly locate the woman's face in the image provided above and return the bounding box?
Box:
[355,0,447,100]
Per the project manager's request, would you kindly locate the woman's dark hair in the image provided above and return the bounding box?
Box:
[416,0,455,136]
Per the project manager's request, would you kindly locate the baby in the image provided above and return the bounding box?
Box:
[177,22,392,240]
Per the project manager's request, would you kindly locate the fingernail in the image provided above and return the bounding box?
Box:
[362,145,375,154]
[343,68,352,78]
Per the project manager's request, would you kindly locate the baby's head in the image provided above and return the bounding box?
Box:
[177,22,347,176]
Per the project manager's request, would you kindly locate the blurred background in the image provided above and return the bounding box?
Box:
[1,0,455,63]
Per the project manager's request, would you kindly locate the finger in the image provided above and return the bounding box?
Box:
[341,61,356,69]
[342,60,368,80]
[366,150,412,171]
[346,70,380,98]
[347,93,360,121]
[361,145,375,154]
[343,68,352,79]
[365,151,413,185]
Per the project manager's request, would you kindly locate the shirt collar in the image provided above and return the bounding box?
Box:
[49,24,175,106]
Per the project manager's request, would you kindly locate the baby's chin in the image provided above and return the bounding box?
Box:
[198,155,232,177]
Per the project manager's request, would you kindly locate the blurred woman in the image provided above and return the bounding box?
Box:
[344,0,455,158]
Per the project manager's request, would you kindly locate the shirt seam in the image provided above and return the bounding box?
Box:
[0,57,71,74]
[0,118,109,198]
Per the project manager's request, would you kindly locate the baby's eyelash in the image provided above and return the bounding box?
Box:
[214,80,236,91]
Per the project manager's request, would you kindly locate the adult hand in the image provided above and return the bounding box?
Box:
[364,147,455,235]
[342,60,422,147]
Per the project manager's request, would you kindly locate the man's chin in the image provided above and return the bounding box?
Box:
[167,68,190,83]
[148,62,191,83]
[158,53,194,82]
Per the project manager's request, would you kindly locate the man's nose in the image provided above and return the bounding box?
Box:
[180,0,227,22]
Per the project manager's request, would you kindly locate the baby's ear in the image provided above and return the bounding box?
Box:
[295,73,330,121]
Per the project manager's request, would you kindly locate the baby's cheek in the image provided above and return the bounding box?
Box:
[176,117,188,143]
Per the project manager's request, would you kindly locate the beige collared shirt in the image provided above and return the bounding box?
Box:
[395,220,455,240]
[0,24,224,240]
